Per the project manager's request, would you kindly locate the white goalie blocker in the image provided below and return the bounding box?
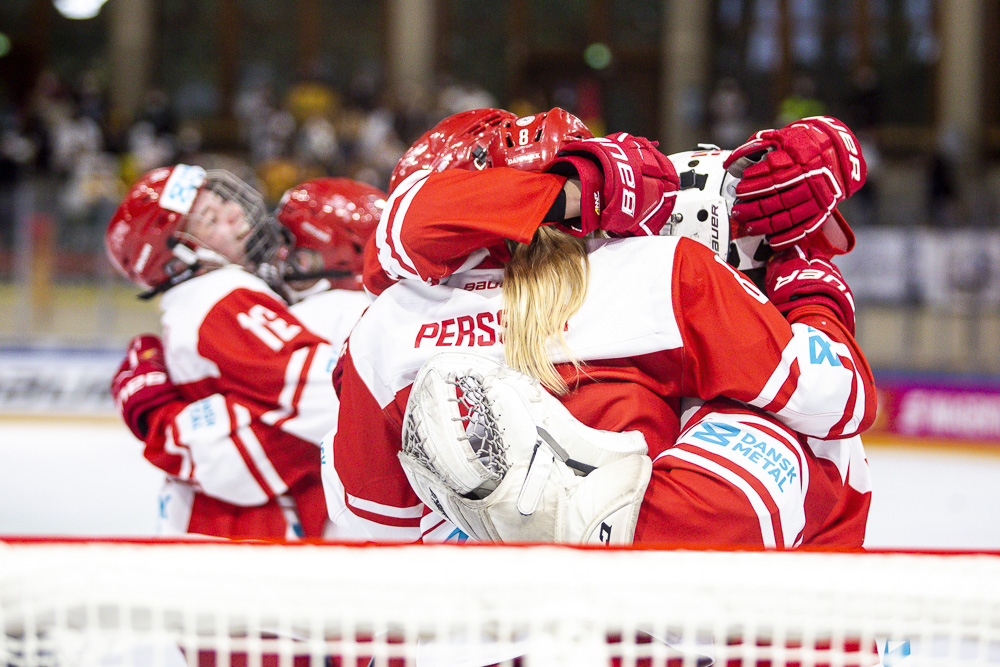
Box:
[399,352,652,545]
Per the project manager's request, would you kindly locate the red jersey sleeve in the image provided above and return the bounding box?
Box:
[670,238,876,439]
[365,168,566,295]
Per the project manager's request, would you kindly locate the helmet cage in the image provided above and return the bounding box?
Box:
[179,170,283,271]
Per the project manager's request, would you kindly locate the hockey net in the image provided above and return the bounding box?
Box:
[2,540,999,667]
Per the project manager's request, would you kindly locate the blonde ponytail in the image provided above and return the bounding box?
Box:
[502,226,589,394]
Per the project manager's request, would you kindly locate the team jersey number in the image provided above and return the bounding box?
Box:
[237,305,302,351]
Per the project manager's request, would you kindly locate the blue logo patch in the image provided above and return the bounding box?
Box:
[188,398,219,430]
[807,327,842,366]
[690,421,798,491]
[690,421,741,447]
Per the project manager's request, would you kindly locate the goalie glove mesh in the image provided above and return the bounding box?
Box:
[399,352,651,545]
[401,371,509,500]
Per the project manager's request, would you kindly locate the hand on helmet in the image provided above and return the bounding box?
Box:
[548,133,680,237]
[724,117,866,250]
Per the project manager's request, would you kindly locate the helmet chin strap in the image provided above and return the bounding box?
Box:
[169,239,232,269]
[137,239,237,300]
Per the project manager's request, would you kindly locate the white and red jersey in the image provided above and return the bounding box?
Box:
[142,266,369,540]
[645,397,873,548]
[359,167,875,549]
[332,235,876,544]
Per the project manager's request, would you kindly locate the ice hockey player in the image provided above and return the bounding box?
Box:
[106,168,382,539]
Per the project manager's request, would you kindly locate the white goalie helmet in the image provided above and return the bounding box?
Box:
[661,145,769,271]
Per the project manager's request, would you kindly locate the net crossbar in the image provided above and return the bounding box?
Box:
[2,541,999,667]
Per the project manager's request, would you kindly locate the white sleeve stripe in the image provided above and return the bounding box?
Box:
[164,425,193,479]
[261,345,310,426]
[346,493,426,519]
[749,343,795,409]
[749,323,871,438]
[657,448,778,548]
[849,361,867,434]
[377,174,431,280]
[232,403,289,497]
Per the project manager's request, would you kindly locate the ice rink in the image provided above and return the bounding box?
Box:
[1,419,999,550]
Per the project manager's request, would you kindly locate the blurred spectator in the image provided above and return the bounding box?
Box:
[355,92,408,188]
[777,74,825,126]
[0,109,35,260]
[929,127,963,227]
[436,76,498,117]
[136,88,176,137]
[73,69,108,129]
[846,66,881,133]
[125,121,176,178]
[52,104,103,178]
[26,70,71,175]
[841,66,883,226]
[235,81,293,165]
[709,76,750,149]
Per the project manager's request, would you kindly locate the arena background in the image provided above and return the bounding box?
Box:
[0,0,998,548]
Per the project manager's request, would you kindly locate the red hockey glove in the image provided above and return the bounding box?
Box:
[111,334,182,440]
[548,133,679,237]
[724,116,866,250]
[765,246,856,334]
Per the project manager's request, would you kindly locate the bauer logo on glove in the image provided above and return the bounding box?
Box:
[724,116,866,250]
[548,132,679,237]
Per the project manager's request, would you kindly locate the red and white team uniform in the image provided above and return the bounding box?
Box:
[331,176,874,547]
[143,266,368,540]
[337,168,876,548]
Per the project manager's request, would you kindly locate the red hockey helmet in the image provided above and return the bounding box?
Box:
[278,178,388,289]
[106,164,281,296]
[388,108,516,192]
[277,177,387,292]
[488,107,593,172]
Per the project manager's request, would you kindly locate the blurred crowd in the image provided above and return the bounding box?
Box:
[0,62,960,284]
[0,67,508,280]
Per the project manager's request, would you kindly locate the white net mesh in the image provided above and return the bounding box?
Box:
[2,540,999,667]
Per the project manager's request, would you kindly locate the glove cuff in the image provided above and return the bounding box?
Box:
[776,293,855,335]
[547,154,603,236]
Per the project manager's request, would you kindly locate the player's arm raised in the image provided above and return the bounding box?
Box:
[366,168,566,294]
[671,237,876,439]
[724,116,866,250]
